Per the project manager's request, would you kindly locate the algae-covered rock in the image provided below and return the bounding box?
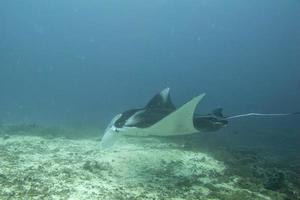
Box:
[263,170,285,191]
[83,160,112,174]
[2,134,10,140]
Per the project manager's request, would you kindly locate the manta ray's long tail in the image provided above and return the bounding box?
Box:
[226,112,300,119]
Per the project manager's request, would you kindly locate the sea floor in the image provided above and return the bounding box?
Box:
[0,124,299,200]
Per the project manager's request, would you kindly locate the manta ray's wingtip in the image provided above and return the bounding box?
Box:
[197,93,206,99]
[161,87,170,95]
[190,93,206,106]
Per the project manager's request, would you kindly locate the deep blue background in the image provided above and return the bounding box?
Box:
[1,0,299,132]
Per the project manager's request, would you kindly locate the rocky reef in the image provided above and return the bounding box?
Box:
[0,124,299,199]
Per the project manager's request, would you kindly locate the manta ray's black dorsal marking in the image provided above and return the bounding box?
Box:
[145,88,176,111]
[114,88,177,129]
[129,88,176,128]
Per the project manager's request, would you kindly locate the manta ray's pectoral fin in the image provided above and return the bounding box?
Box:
[146,93,206,136]
[145,88,176,111]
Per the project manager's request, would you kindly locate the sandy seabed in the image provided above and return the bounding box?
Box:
[0,125,298,200]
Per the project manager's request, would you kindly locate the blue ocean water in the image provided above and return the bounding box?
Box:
[1,0,300,155]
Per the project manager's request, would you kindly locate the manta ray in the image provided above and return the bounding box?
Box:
[100,88,299,148]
